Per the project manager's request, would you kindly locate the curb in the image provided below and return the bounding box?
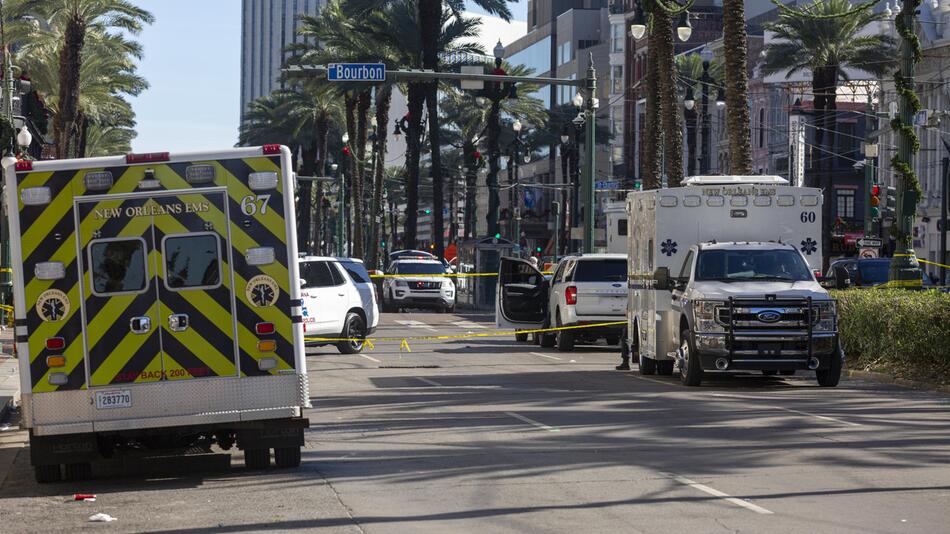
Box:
[845,368,950,395]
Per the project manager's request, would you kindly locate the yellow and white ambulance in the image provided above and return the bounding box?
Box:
[4,145,309,482]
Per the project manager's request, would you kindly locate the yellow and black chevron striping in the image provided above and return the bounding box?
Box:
[16,154,295,393]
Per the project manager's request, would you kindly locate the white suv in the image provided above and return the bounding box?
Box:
[299,256,378,353]
[381,259,456,313]
[496,254,628,351]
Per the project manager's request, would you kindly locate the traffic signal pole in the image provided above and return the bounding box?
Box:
[889,0,923,286]
[582,56,597,254]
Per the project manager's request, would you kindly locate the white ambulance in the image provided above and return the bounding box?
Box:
[5,145,309,482]
[626,176,844,387]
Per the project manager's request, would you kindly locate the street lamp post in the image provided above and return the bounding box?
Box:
[699,48,713,174]
[576,54,598,254]
[331,162,344,256]
[508,119,529,254]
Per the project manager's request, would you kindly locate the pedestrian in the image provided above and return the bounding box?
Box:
[616,329,630,371]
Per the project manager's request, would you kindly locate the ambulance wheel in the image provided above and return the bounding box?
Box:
[244,448,270,470]
[633,328,656,375]
[656,360,675,375]
[64,462,92,482]
[605,336,620,346]
[816,351,842,387]
[34,464,61,483]
[274,446,301,468]
[555,315,574,352]
[679,328,703,387]
[337,313,366,354]
[515,332,528,342]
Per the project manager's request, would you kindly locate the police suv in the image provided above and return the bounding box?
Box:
[5,146,309,482]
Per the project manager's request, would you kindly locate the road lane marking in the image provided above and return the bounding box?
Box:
[359,354,381,363]
[505,411,560,432]
[710,393,862,427]
[530,352,562,361]
[452,321,486,329]
[668,474,774,515]
[631,374,676,387]
[395,319,438,332]
[416,377,442,387]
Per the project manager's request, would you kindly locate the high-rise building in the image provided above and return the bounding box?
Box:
[240,0,325,118]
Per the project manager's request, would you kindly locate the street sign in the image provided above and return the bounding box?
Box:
[856,237,883,248]
[327,63,385,82]
[460,66,483,90]
[595,180,619,190]
[859,248,878,259]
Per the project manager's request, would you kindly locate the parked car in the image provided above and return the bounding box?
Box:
[389,249,453,272]
[299,256,378,353]
[497,254,628,351]
[826,258,932,288]
[381,259,456,312]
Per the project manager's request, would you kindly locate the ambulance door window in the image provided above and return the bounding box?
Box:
[89,238,149,295]
[162,233,221,290]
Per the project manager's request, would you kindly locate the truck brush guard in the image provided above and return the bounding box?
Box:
[718,296,820,362]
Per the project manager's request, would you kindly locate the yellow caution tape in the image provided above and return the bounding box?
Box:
[0,268,11,273]
[304,321,625,348]
[918,258,950,270]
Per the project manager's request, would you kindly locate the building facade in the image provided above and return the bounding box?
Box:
[240,0,325,118]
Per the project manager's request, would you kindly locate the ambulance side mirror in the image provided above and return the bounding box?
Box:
[653,267,671,291]
[299,278,307,288]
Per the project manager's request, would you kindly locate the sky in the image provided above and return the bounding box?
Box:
[129,1,528,153]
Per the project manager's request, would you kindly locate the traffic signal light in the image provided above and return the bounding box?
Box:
[869,184,881,219]
[425,208,432,215]
[494,233,501,239]
[884,186,897,219]
[380,240,386,248]
[535,246,542,253]
[633,179,642,191]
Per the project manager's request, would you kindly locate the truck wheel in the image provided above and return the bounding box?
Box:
[34,464,61,483]
[274,446,302,468]
[382,291,396,313]
[816,352,842,387]
[605,336,620,346]
[337,313,366,354]
[64,462,92,482]
[244,448,270,470]
[634,328,656,375]
[539,332,556,348]
[656,360,674,375]
[679,328,703,387]
[515,332,528,342]
[555,316,574,352]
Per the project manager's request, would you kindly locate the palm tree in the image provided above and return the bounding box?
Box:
[17,0,153,159]
[641,32,661,190]
[653,8,684,187]
[762,0,896,268]
[721,0,752,175]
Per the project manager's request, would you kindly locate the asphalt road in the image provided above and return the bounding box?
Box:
[2,311,950,533]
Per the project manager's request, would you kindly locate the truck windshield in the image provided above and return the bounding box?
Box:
[393,262,445,275]
[695,249,813,282]
[573,259,627,282]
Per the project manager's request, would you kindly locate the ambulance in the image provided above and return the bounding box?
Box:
[4,145,309,482]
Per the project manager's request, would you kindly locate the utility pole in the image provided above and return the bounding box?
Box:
[888,0,923,286]
[863,92,875,237]
[582,54,597,254]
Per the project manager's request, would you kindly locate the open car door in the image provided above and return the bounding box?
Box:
[495,257,548,329]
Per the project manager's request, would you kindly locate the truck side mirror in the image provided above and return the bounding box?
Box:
[299,278,307,288]
[653,267,670,291]
[832,266,851,290]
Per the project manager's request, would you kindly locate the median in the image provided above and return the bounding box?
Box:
[834,289,950,385]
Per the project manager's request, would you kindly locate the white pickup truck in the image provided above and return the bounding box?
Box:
[626,175,844,387]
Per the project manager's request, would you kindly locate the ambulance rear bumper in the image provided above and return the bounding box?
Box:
[22,373,309,437]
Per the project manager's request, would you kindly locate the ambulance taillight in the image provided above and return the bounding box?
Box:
[255,322,275,336]
[46,337,65,351]
[262,144,281,155]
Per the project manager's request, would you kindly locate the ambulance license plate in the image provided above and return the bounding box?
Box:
[95,390,132,410]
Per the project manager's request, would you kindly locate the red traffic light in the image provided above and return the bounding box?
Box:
[871,184,880,196]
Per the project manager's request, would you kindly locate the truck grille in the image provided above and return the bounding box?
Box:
[716,298,818,357]
[716,302,819,329]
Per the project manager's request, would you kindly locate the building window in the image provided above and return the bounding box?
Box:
[557,41,572,66]
[835,189,855,219]
[758,108,765,148]
[611,23,623,53]
[612,65,623,94]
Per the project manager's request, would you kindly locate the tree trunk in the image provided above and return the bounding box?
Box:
[344,92,358,256]
[404,83,425,249]
[654,9,684,187]
[298,144,317,253]
[722,0,753,175]
[419,0,443,257]
[486,100,501,236]
[351,91,370,259]
[55,16,85,159]
[369,85,392,270]
[315,114,329,254]
[686,107,697,176]
[813,65,838,271]
[642,26,661,190]
[463,141,478,240]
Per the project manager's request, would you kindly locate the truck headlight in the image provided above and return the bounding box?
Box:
[693,300,725,333]
[812,300,836,332]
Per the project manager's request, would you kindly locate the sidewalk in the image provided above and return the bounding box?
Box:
[0,327,17,422]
